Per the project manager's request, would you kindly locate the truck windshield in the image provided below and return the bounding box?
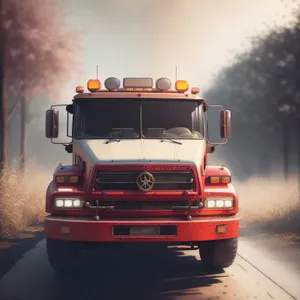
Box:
[74,98,140,139]
[73,98,204,139]
[142,100,203,139]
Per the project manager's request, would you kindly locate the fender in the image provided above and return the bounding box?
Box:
[204,165,238,214]
[205,165,231,178]
[46,164,85,213]
[204,165,237,197]
[53,164,82,178]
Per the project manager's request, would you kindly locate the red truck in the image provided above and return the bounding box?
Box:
[44,77,239,275]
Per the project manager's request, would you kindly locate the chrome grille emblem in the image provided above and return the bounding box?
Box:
[136,171,155,192]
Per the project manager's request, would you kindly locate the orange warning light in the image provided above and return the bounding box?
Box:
[87,79,101,92]
[175,80,189,93]
[76,86,84,93]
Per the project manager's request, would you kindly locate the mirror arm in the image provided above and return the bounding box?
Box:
[66,104,74,114]
[207,144,216,153]
[64,144,73,153]
[203,100,208,112]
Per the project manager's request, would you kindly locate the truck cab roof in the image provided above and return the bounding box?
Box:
[73,91,205,101]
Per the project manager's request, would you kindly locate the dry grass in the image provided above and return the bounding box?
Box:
[237,176,300,237]
[0,158,51,238]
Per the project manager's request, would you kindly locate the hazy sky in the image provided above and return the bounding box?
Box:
[60,0,298,100]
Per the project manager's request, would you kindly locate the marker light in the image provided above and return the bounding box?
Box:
[55,175,80,184]
[104,77,120,90]
[216,224,228,234]
[175,80,189,93]
[76,86,84,93]
[60,226,70,235]
[191,87,200,94]
[206,176,231,185]
[156,77,172,91]
[87,79,101,92]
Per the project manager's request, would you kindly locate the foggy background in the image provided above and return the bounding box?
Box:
[7,0,299,181]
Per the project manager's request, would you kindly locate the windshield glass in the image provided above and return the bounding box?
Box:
[74,98,140,139]
[142,100,203,139]
[73,98,204,139]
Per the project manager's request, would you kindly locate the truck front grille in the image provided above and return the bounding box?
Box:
[93,170,195,191]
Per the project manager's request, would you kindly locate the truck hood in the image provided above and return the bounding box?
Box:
[74,139,206,168]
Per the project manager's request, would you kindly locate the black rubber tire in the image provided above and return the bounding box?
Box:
[199,238,238,269]
[46,238,82,276]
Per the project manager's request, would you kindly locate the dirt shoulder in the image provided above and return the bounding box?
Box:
[240,221,300,276]
[241,218,300,240]
[239,223,300,299]
[0,224,45,281]
[240,220,300,264]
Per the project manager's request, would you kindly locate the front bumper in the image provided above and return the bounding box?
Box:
[45,215,240,242]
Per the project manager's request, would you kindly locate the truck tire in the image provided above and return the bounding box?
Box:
[46,238,82,276]
[199,238,238,269]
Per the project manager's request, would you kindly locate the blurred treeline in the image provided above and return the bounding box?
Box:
[204,7,300,181]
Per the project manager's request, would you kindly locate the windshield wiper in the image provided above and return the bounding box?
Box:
[160,138,182,145]
[104,139,121,144]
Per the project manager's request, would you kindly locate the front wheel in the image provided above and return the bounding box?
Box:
[46,238,83,276]
[199,238,238,269]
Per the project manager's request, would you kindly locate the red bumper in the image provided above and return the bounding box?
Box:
[45,215,240,242]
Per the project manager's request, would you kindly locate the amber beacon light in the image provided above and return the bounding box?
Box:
[76,86,84,93]
[175,80,189,93]
[87,79,101,92]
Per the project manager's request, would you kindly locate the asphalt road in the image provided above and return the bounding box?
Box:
[0,237,299,300]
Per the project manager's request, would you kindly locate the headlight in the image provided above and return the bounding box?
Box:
[204,198,234,209]
[53,198,83,209]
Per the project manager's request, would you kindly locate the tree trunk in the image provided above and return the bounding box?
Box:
[0,0,8,236]
[283,117,289,182]
[0,81,8,170]
[298,119,300,210]
[258,143,270,177]
[20,96,26,171]
[0,0,7,172]
[0,77,4,171]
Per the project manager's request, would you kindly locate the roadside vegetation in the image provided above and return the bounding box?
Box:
[237,177,300,239]
[0,159,49,238]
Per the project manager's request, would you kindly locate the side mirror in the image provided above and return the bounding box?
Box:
[45,109,59,138]
[220,109,231,139]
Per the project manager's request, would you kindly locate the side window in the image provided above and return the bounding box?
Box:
[191,108,197,131]
[198,105,205,136]
[192,104,205,135]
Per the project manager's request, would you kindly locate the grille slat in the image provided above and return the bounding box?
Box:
[93,171,195,191]
[89,200,199,210]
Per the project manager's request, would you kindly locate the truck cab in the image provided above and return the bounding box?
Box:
[44,77,239,275]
